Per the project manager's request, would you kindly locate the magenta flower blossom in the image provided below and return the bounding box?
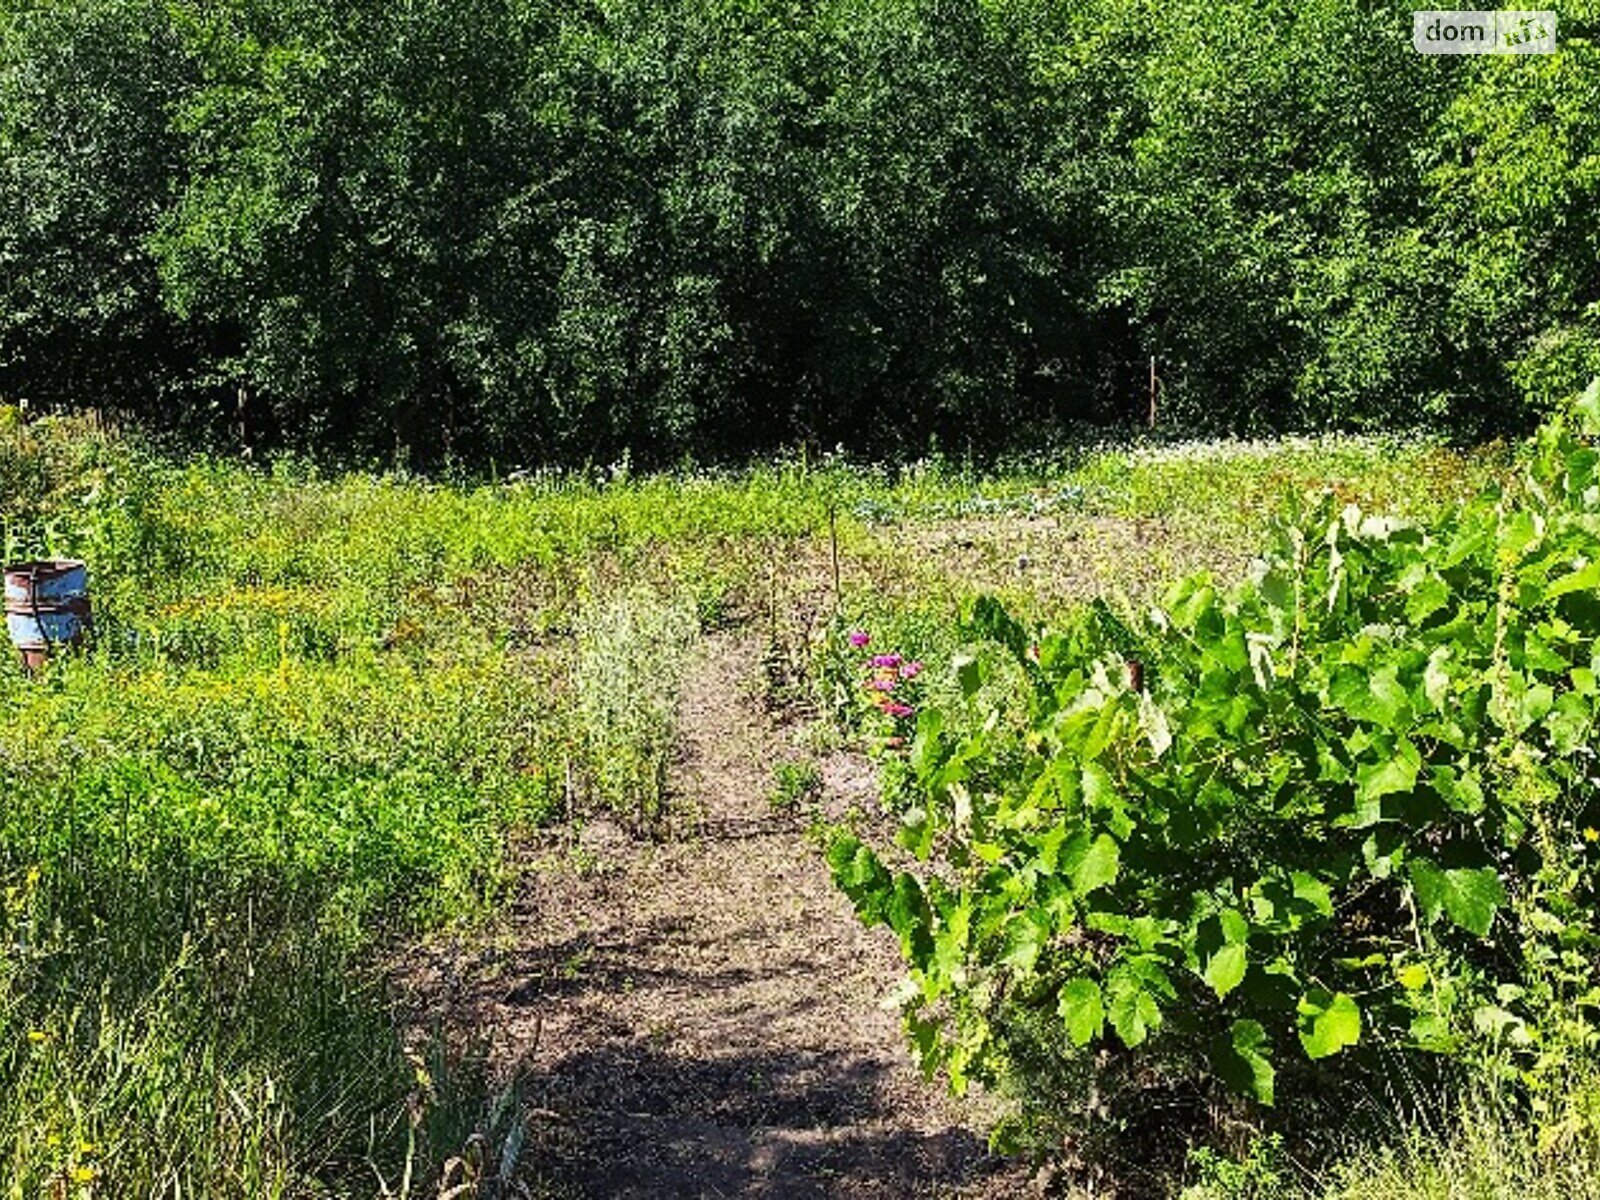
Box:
[848,630,870,648]
[868,678,897,692]
[871,653,903,668]
[899,661,924,680]
[885,702,914,718]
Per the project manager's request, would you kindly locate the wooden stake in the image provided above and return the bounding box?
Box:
[829,505,842,615]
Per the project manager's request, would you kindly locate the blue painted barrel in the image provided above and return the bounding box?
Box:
[4,560,91,670]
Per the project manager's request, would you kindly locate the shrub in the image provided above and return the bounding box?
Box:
[828,383,1600,1167]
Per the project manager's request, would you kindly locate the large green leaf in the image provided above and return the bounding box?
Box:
[1000,908,1050,973]
[1545,560,1600,600]
[1409,860,1505,937]
[1297,989,1362,1059]
[1291,872,1334,918]
[1203,942,1248,999]
[1577,377,1600,433]
[1212,1019,1275,1105]
[887,872,934,965]
[1066,831,1120,897]
[1200,907,1250,998]
[826,832,892,924]
[1106,960,1170,1048]
[1353,737,1421,822]
[1058,977,1105,1047]
[1331,665,1412,727]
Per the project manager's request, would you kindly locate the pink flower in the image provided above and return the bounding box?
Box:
[899,661,924,680]
[885,702,914,718]
[868,678,897,692]
[871,654,902,668]
[848,630,870,648]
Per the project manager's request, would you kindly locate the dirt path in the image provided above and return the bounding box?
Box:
[409,631,1031,1198]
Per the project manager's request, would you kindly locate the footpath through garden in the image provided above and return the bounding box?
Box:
[408,631,1029,1197]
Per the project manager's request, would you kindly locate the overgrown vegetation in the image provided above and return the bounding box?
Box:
[0,0,1595,463]
[0,407,1500,1194]
[2,0,1594,1192]
[828,386,1600,1192]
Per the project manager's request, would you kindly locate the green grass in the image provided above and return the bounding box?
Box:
[1175,1073,1600,1200]
[0,408,1511,1195]
[769,760,823,811]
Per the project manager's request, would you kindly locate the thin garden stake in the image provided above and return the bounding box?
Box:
[829,504,842,614]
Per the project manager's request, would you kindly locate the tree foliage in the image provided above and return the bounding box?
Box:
[0,0,1596,462]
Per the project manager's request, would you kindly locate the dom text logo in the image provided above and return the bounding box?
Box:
[1413,10,1557,53]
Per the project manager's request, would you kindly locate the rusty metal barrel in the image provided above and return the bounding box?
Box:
[4,559,91,671]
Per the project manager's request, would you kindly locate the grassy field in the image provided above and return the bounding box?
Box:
[0,407,1538,1195]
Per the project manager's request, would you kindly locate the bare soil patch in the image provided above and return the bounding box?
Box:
[403,630,1032,1198]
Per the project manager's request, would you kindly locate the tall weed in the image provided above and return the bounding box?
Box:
[573,588,699,828]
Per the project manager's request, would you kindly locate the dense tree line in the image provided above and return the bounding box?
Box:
[0,0,1595,465]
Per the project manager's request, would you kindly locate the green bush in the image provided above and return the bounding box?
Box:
[829,384,1600,1165]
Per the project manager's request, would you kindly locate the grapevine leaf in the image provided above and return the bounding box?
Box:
[1107,986,1159,1048]
[1138,691,1173,757]
[1579,377,1600,432]
[1500,510,1541,558]
[1081,765,1134,838]
[1405,576,1451,623]
[826,832,893,925]
[887,873,934,966]
[1409,1014,1458,1053]
[910,709,945,775]
[1331,665,1410,727]
[907,1015,941,1077]
[1546,691,1593,756]
[1518,683,1555,731]
[1423,647,1453,711]
[1218,907,1251,943]
[931,897,971,983]
[1083,700,1119,761]
[1297,989,1362,1059]
[1081,763,1118,809]
[1057,978,1105,1046]
[1431,765,1485,814]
